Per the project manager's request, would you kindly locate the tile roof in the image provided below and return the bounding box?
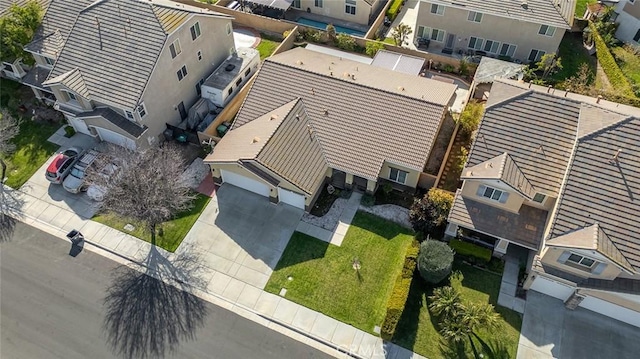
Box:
[462,152,535,199]
[449,190,547,250]
[0,0,50,16]
[232,47,457,181]
[21,65,51,90]
[48,0,230,109]
[44,68,90,98]
[428,0,573,29]
[76,107,147,137]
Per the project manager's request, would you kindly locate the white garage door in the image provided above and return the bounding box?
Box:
[529,276,574,301]
[221,169,270,197]
[277,187,305,209]
[580,296,640,328]
[96,127,136,149]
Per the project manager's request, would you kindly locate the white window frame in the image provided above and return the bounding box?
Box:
[481,186,504,201]
[124,110,134,120]
[292,0,300,8]
[197,50,202,61]
[538,25,556,37]
[532,193,546,203]
[169,39,181,59]
[345,0,356,15]
[389,167,408,184]
[137,102,147,118]
[64,90,77,101]
[44,56,55,66]
[483,39,500,54]
[176,65,188,81]
[190,22,201,41]
[468,36,484,50]
[315,0,323,8]
[566,253,597,268]
[430,4,445,15]
[499,43,517,58]
[417,26,428,39]
[467,11,483,23]
[430,28,445,42]
[528,49,545,62]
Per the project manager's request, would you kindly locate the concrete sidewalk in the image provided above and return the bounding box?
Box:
[3,183,425,359]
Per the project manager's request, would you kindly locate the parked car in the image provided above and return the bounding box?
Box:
[62,150,99,194]
[86,163,119,201]
[45,147,84,184]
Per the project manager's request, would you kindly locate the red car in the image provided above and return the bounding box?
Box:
[45,147,83,184]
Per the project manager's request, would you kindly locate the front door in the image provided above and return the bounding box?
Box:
[177,101,187,120]
[445,33,456,49]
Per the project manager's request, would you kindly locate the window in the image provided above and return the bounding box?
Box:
[528,49,545,62]
[467,11,482,22]
[566,253,596,268]
[499,43,517,58]
[176,65,188,81]
[66,91,77,101]
[345,0,356,15]
[44,57,55,66]
[483,39,500,54]
[244,68,251,77]
[430,4,445,15]
[538,25,556,36]
[532,193,546,203]
[190,22,201,40]
[195,78,205,96]
[197,50,202,61]
[417,26,428,38]
[137,102,147,118]
[226,23,232,35]
[124,110,134,120]
[418,27,445,42]
[468,36,484,50]
[169,39,181,59]
[235,78,242,86]
[315,0,323,8]
[476,185,509,203]
[634,28,640,42]
[227,87,233,95]
[430,28,445,42]
[292,0,300,8]
[389,167,408,184]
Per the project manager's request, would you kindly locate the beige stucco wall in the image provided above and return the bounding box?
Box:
[294,0,375,26]
[379,161,420,189]
[49,83,94,111]
[623,0,640,19]
[139,15,235,145]
[460,179,525,213]
[541,246,622,280]
[415,1,566,61]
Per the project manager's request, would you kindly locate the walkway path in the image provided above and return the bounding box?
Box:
[497,255,526,314]
[296,193,362,246]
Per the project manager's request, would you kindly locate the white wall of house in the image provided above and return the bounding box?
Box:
[614,0,640,45]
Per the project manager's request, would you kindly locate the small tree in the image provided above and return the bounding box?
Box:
[457,100,484,137]
[0,0,43,65]
[564,63,594,95]
[409,188,454,237]
[535,53,563,80]
[365,41,385,57]
[87,143,195,244]
[335,33,356,51]
[391,23,412,47]
[417,240,454,284]
[325,24,337,43]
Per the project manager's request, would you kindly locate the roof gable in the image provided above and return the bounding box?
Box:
[44,67,90,98]
[462,152,535,198]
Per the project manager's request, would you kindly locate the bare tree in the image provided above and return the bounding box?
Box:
[0,109,21,242]
[87,143,195,244]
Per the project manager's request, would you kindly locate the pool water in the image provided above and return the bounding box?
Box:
[296,17,366,37]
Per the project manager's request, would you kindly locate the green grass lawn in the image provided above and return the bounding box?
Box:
[93,193,211,252]
[552,33,596,86]
[393,261,522,359]
[257,33,282,60]
[612,46,640,88]
[575,0,595,18]
[1,79,60,188]
[265,211,414,334]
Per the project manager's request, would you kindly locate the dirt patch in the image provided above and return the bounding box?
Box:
[14,85,63,123]
[425,115,455,175]
[359,204,412,229]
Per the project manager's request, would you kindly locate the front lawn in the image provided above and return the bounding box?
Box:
[93,193,211,252]
[265,211,414,334]
[393,261,522,358]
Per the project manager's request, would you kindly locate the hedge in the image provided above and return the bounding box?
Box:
[449,239,492,263]
[380,240,419,340]
[589,22,635,97]
[386,0,404,21]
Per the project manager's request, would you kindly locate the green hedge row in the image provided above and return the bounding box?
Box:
[386,0,404,22]
[449,239,492,263]
[380,239,419,340]
[589,22,635,97]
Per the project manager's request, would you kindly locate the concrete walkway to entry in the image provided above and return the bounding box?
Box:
[295,193,363,246]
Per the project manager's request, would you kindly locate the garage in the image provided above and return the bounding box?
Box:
[96,127,136,149]
[529,275,574,301]
[579,295,640,328]
[277,187,305,209]
[220,169,270,197]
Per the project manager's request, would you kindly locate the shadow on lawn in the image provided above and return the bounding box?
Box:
[272,231,330,268]
[350,211,413,240]
[103,245,209,359]
[392,275,426,351]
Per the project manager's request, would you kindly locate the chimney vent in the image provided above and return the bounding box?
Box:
[397,86,405,91]
[521,0,528,10]
[596,95,603,104]
[528,82,532,89]
[610,149,622,164]
[252,136,260,143]
[270,114,278,121]
[564,90,569,97]
[323,109,329,116]
[547,85,552,93]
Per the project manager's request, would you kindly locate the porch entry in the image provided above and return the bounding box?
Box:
[445,33,456,50]
[353,176,368,192]
[331,169,346,189]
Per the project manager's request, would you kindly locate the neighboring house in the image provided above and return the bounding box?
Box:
[36,0,234,149]
[447,78,640,327]
[613,0,640,45]
[413,0,575,62]
[291,0,384,26]
[204,47,458,211]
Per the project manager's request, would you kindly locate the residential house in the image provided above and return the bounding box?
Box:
[447,78,640,327]
[290,0,384,26]
[204,47,458,211]
[39,0,235,149]
[613,0,640,45]
[413,0,575,62]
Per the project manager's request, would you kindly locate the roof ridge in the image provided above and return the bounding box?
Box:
[484,86,533,110]
[578,114,636,142]
[546,0,572,28]
[502,152,536,192]
[256,98,303,159]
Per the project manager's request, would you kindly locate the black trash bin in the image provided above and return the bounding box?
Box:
[66,229,84,244]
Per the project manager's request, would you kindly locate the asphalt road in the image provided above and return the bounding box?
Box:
[1,222,335,359]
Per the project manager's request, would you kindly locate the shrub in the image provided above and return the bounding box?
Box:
[449,239,491,264]
[335,33,356,51]
[365,41,385,57]
[417,240,454,284]
[443,64,455,73]
[409,188,454,237]
[455,147,468,173]
[386,0,404,21]
[589,22,635,96]
[326,24,336,42]
[457,100,484,136]
[380,240,419,340]
[63,125,76,138]
[361,194,375,207]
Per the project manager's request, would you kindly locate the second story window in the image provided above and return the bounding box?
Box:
[44,57,55,66]
[176,65,188,81]
[124,110,134,120]
[65,91,77,101]
[315,0,323,8]
[532,193,546,203]
[226,23,232,35]
[538,25,556,36]
[137,103,147,118]
[197,50,202,61]
[345,0,356,15]
[169,39,181,59]
[477,185,509,203]
[430,4,445,15]
[468,11,483,22]
[190,22,201,40]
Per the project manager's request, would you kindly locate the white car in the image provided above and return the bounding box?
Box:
[63,150,99,194]
[86,163,119,201]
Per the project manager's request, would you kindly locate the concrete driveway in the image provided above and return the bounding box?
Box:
[179,184,303,291]
[517,291,639,359]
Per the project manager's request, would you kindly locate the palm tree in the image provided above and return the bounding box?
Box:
[391,23,412,47]
[428,286,462,319]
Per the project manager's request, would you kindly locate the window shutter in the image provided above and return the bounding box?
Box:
[476,184,487,197]
[592,262,607,275]
[499,192,509,203]
[557,251,571,263]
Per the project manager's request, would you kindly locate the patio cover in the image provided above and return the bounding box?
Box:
[473,57,525,84]
[246,0,292,10]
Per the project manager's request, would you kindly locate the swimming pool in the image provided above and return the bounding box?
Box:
[296,17,366,38]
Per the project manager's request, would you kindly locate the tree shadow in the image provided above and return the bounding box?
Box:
[350,211,413,240]
[0,185,23,243]
[391,275,429,353]
[271,231,330,268]
[103,245,209,359]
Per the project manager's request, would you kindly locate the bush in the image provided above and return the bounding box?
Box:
[589,22,635,96]
[63,125,76,138]
[417,240,454,284]
[365,41,385,57]
[361,194,375,207]
[386,0,404,21]
[449,239,491,264]
[381,240,419,340]
[326,24,336,42]
[335,33,356,51]
[457,100,483,136]
[409,188,454,237]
